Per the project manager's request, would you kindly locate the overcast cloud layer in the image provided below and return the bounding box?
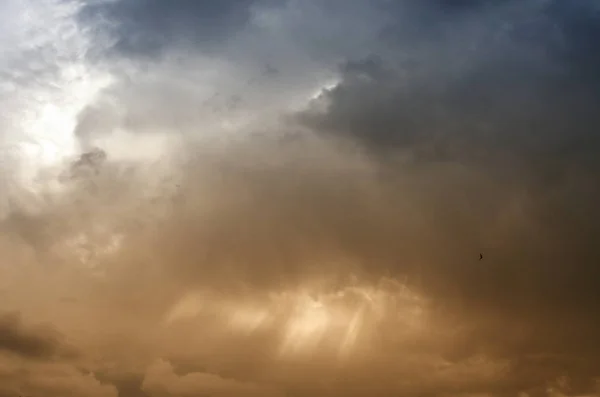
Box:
[1,0,600,396]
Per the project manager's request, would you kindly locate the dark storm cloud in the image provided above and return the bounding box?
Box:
[300,0,600,158]
[296,0,600,297]
[289,0,600,381]
[79,0,276,58]
[0,312,76,360]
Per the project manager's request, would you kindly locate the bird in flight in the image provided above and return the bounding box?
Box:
[479,253,483,261]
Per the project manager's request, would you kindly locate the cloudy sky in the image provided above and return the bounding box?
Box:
[1,0,600,396]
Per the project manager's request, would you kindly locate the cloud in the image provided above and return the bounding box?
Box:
[0,312,112,397]
[290,1,600,339]
[79,0,264,58]
[0,312,77,360]
[0,0,111,220]
[0,356,117,397]
[298,0,600,158]
[2,133,590,395]
[142,359,285,397]
[1,0,600,396]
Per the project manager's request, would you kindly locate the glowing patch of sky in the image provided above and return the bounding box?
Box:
[0,0,113,188]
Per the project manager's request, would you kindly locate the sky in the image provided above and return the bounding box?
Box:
[1,0,600,396]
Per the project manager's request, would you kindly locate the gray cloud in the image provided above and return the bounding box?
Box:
[0,312,77,360]
[299,0,600,156]
[292,0,600,337]
[79,0,273,58]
